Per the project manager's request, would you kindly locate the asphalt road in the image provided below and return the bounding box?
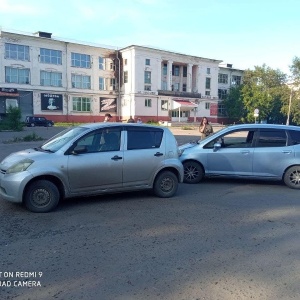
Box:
[1,126,300,300]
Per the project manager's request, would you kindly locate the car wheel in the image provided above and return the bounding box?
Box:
[30,123,35,127]
[24,180,60,213]
[183,161,204,184]
[48,123,53,127]
[284,166,300,189]
[153,171,178,198]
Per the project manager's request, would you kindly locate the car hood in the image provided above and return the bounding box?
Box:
[0,148,53,169]
[179,142,200,151]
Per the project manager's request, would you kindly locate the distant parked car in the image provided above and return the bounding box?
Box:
[25,116,54,127]
[0,123,183,212]
[179,124,300,189]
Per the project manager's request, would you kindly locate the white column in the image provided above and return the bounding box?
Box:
[187,63,193,92]
[167,60,173,91]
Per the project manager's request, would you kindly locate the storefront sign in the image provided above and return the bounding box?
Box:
[0,88,19,97]
[41,93,62,111]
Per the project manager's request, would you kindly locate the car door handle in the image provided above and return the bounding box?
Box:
[154,152,163,157]
[282,150,292,154]
[241,150,250,154]
[111,155,122,161]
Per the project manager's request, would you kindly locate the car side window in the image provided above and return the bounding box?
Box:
[256,129,287,147]
[75,127,121,153]
[288,130,300,145]
[127,127,163,150]
[204,130,254,149]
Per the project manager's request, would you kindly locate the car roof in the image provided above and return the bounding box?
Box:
[79,122,166,130]
[225,123,300,131]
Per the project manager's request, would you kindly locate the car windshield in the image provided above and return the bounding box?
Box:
[41,127,89,152]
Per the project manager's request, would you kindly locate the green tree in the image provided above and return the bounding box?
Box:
[222,85,246,122]
[4,106,23,131]
[287,56,300,124]
[241,65,287,123]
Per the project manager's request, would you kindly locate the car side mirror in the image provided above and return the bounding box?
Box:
[72,145,88,154]
[213,142,221,152]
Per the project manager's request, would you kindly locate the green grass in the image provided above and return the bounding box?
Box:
[3,132,44,144]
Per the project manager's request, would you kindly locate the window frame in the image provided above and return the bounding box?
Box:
[5,43,29,61]
[71,52,91,68]
[5,66,30,84]
[40,48,62,65]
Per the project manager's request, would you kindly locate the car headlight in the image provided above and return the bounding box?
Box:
[6,159,34,174]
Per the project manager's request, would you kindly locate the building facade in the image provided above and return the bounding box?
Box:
[0,29,243,124]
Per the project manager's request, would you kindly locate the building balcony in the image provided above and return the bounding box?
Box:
[157,90,202,99]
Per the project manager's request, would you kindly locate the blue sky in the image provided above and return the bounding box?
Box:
[1,0,299,75]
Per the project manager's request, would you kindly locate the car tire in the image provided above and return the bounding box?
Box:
[284,166,300,189]
[183,161,204,184]
[48,123,53,127]
[30,123,35,127]
[24,180,60,213]
[153,171,178,198]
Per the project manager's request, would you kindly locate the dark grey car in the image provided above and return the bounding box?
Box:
[180,124,300,189]
[25,116,54,127]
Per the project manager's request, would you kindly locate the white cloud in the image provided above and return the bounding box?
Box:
[0,0,40,15]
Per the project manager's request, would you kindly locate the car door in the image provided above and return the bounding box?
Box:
[252,129,294,178]
[122,127,165,187]
[67,127,123,195]
[205,129,255,177]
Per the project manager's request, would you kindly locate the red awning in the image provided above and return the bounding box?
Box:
[173,99,197,110]
[174,100,197,107]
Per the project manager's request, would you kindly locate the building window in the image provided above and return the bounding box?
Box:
[124,71,128,83]
[40,48,62,64]
[207,68,211,74]
[71,74,91,89]
[40,71,62,87]
[145,99,152,107]
[161,81,167,90]
[99,77,106,90]
[205,102,210,109]
[71,52,91,68]
[124,59,127,65]
[109,61,115,70]
[218,73,228,84]
[144,85,151,91]
[183,66,187,77]
[144,71,151,84]
[218,103,227,116]
[218,89,228,100]
[99,57,105,70]
[5,67,30,84]
[205,91,210,96]
[163,64,167,76]
[145,58,150,65]
[232,75,241,85]
[172,65,180,76]
[161,100,168,111]
[205,77,211,89]
[5,43,29,61]
[72,97,91,112]
[110,78,116,90]
[172,83,180,91]
[182,83,187,92]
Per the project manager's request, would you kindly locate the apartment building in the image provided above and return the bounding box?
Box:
[0,29,118,123]
[0,29,243,124]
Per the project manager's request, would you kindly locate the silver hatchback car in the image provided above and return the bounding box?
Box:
[180,124,300,189]
[0,123,183,212]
